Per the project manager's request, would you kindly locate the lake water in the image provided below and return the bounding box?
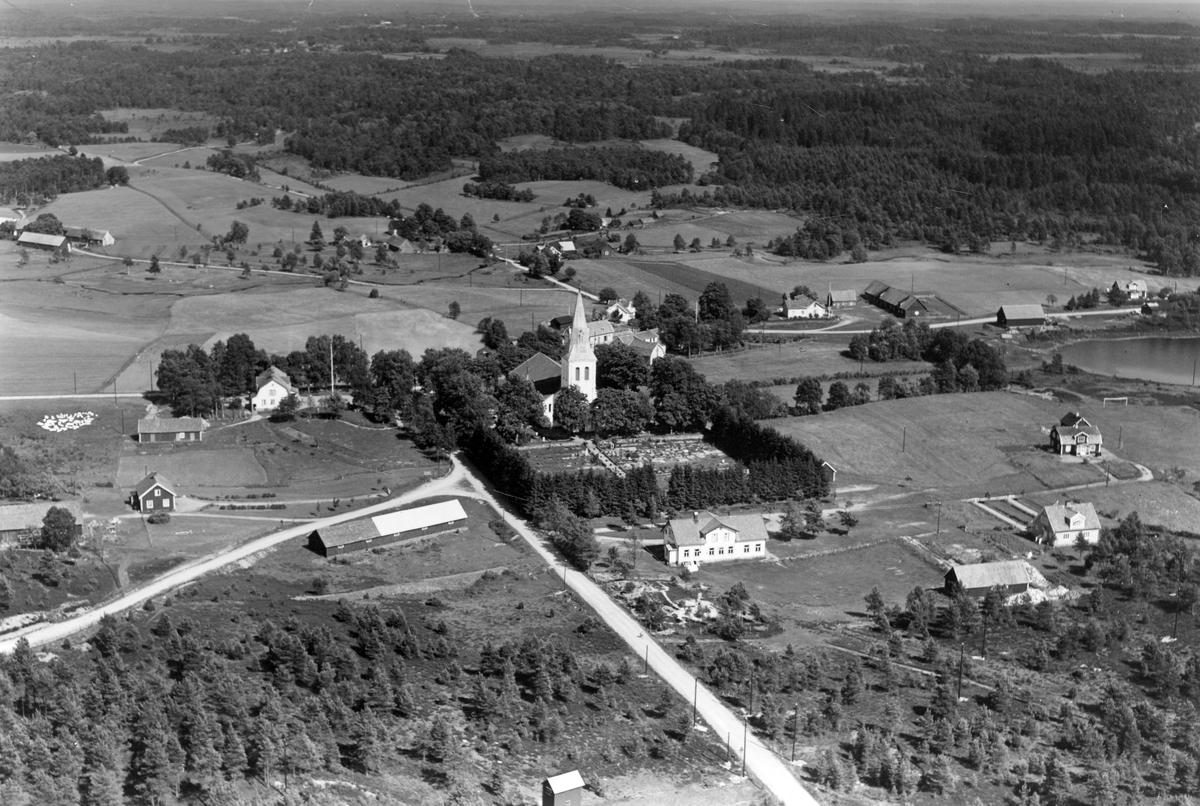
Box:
[1058,337,1200,386]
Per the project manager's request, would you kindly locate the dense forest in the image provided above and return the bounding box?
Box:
[478,147,691,191]
[0,153,111,206]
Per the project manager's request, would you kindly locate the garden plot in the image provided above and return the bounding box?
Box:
[603,435,736,474]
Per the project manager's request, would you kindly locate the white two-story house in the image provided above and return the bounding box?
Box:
[252,366,297,412]
[1031,501,1101,547]
[664,510,768,568]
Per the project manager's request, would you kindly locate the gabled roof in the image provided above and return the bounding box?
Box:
[63,226,112,240]
[17,232,66,247]
[947,560,1035,590]
[1054,424,1102,442]
[588,320,616,338]
[317,499,469,548]
[1059,412,1090,428]
[137,417,207,435]
[1038,501,1100,533]
[386,236,417,253]
[549,314,573,330]
[828,289,858,304]
[544,770,585,794]
[0,501,83,532]
[510,352,562,397]
[256,366,296,394]
[135,473,175,498]
[863,280,890,298]
[997,304,1046,322]
[666,510,769,547]
[785,295,823,310]
[1126,279,1147,292]
[556,240,576,252]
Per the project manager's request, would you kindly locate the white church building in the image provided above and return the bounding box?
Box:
[509,292,597,424]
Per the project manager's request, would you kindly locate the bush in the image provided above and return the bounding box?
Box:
[146,512,170,524]
[369,288,380,298]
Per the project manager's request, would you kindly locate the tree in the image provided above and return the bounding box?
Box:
[23,213,64,235]
[148,254,161,274]
[105,165,129,185]
[308,220,324,246]
[39,506,78,552]
[447,301,461,320]
[838,510,859,533]
[825,381,851,411]
[793,377,822,415]
[591,388,654,436]
[622,233,639,254]
[554,386,589,433]
[673,233,686,252]
[273,393,299,420]
[225,221,249,245]
[864,587,889,632]
[596,342,648,390]
[495,377,548,444]
[598,286,618,303]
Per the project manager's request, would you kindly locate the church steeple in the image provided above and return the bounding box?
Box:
[561,291,597,403]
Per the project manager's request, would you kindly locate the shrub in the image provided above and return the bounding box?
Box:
[146,512,170,524]
[369,288,380,298]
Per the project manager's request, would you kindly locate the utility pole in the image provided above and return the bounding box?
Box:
[936,501,942,535]
[329,339,335,401]
[741,721,747,778]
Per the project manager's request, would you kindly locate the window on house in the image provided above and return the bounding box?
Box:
[755,544,762,552]
[144,500,153,510]
[744,545,750,553]
[584,367,590,381]
[709,548,714,556]
[155,489,161,497]
[575,367,580,381]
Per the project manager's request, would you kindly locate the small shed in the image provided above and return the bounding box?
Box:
[944,560,1034,598]
[132,473,176,513]
[827,288,858,308]
[996,304,1045,329]
[542,770,584,806]
[309,499,468,557]
[821,461,837,486]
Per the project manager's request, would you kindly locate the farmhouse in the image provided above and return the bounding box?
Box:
[136,416,207,443]
[1050,411,1102,456]
[996,304,1045,329]
[826,288,858,309]
[1031,501,1101,547]
[944,560,1035,598]
[604,298,636,324]
[0,501,83,544]
[309,498,468,557]
[63,226,115,246]
[782,295,827,319]
[132,473,176,513]
[663,510,768,567]
[16,231,68,251]
[1124,279,1147,300]
[252,366,298,412]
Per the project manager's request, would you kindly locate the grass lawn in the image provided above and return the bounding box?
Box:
[115,448,268,489]
[689,339,930,385]
[95,108,219,141]
[1026,481,1200,535]
[768,392,1081,499]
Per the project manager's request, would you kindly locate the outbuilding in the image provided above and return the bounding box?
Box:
[136,416,207,443]
[63,226,115,246]
[542,770,584,806]
[16,231,68,251]
[132,473,176,513]
[309,499,468,557]
[996,304,1045,329]
[0,501,83,544]
[944,560,1034,598]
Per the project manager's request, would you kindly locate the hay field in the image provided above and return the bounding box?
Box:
[139,148,219,169]
[627,220,730,251]
[564,258,696,303]
[626,258,781,304]
[38,185,186,255]
[1070,403,1200,480]
[1026,481,1200,535]
[373,285,576,337]
[116,449,267,489]
[690,341,930,385]
[638,139,719,172]
[0,273,172,394]
[699,210,804,240]
[770,392,1068,496]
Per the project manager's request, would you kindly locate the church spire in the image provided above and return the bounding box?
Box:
[560,290,597,403]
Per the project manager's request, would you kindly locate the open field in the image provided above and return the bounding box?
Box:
[96,107,219,141]
[369,284,576,337]
[38,184,189,255]
[563,257,698,303]
[694,540,945,628]
[683,250,1166,319]
[0,142,60,162]
[115,448,267,489]
[769,392,1101,499]
[627,258,783,305]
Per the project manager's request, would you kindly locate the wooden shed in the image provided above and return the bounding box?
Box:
[0,501,83,544]
[996,304,1045,329]
[944,560,1034,599]
[542,770,584,806]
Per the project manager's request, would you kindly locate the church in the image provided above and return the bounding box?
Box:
[509,292,597,423]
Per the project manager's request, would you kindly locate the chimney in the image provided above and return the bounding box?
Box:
[692,511,698,523]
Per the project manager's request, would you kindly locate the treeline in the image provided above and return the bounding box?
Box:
[204,150,258,180]
[461,181,536,202]
[272,190,402,219]
[478,147,692,191]
[158,126,209,145]
[0,153,108,206]
[847,319,1008,390]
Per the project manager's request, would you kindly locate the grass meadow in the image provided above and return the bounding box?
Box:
[115,448,268,489]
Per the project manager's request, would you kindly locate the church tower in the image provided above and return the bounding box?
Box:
[561,291,597,403]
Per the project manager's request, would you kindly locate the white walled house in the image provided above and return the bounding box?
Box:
[252,366,297,412]
[664,510,768,567]
[782,295,827,319]
[1031,501,1101,547]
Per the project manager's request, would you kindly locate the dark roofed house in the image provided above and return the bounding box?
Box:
[1050,412,1102,457]
[132,473,176,513]
[863,280,890,304]
[996,304,1045,329]
[0,501,84,544]
[136,416,207,443]
[827,289,858,309]
[944,560,1034,598]
[864,282,933,318]
[386,236,417,254]
[309,499,468,557]
[510,352,563,420]
[17,231,68,251]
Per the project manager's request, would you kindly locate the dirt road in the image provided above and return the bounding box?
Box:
[0,460,467,653]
